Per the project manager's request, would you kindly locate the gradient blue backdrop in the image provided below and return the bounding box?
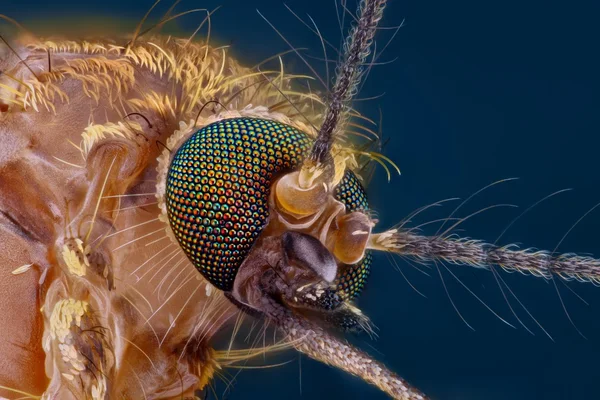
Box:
[3,0,600,399]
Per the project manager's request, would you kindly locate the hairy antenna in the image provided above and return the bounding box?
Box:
[372,230,600,286]
[309,0,387,169]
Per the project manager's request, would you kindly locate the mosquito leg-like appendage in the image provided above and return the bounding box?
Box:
[261,295,427,400]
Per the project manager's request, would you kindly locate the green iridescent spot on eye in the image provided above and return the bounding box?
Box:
[335,170,369,213]
[165,117,312,291]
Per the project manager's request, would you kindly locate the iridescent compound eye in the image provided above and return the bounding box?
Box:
[165,116,371,306]
[165,117,311,290]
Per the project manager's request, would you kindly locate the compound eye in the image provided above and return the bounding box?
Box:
[164,117,311,290]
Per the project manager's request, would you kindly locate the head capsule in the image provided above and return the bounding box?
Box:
[164,116,372,328]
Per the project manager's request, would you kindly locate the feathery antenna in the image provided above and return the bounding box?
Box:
[309,0,387,168]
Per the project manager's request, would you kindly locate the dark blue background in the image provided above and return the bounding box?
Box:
[3,0,600,399]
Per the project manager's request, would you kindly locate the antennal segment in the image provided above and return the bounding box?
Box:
[308,0,387,170]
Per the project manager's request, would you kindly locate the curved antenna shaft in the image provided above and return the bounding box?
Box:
[309,0,387,166]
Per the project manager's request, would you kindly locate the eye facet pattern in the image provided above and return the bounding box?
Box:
[335,252,373,301]
[334,170,372,301]
[166,117,311,290]
[166,117,372,301]
[335,169,370,213]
